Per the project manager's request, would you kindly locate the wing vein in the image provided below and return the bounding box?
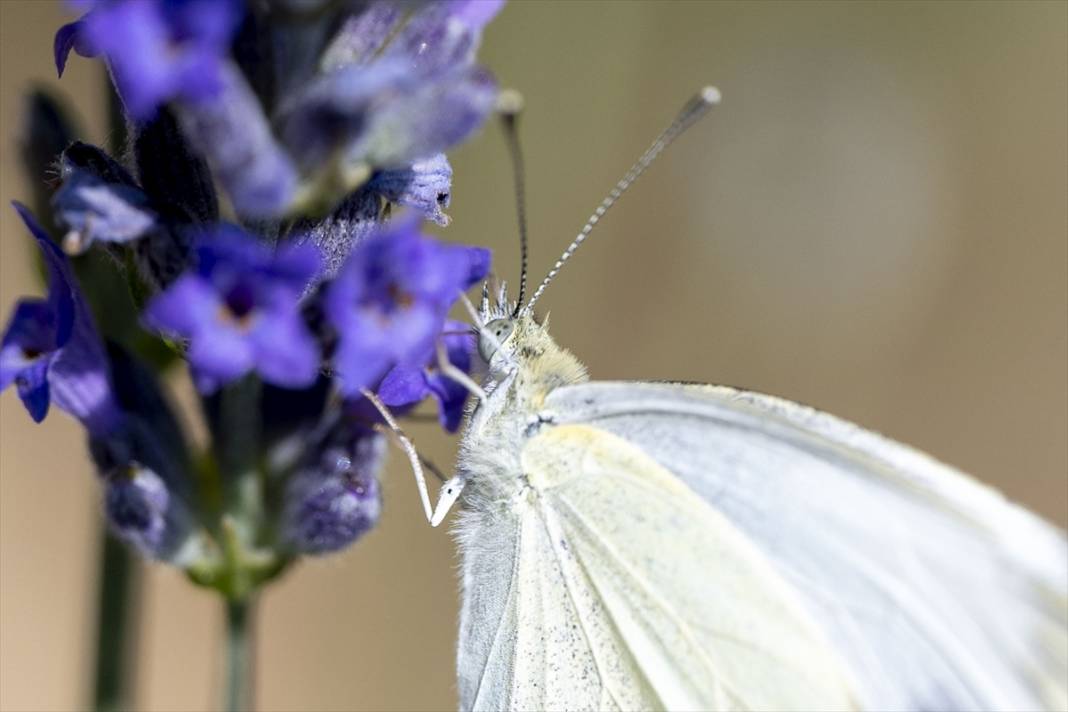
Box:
[468,517,523,711]
[534,501,627,710]
[550,492,754,710]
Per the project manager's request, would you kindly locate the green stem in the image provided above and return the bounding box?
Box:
[92,529,139,712]
[225,598,255,712]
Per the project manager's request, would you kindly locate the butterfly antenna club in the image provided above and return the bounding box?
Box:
[523,85,721,314]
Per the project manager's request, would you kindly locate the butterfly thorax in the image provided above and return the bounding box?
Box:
[457,315,588,511]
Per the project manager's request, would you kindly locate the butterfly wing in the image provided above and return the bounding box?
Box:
[455,423,858,711]
[544,381,1068,711]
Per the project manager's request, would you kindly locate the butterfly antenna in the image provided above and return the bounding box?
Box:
[523,86,721,314]
[498,89,529,316]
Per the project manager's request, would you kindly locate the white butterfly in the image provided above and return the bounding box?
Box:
[380,87,1068,711]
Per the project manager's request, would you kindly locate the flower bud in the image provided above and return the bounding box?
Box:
[282,430,385,555]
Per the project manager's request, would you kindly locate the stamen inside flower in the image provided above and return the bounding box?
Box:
[387,283,414,309]
[218,282,258,330]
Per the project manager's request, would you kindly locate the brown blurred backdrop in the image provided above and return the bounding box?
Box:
[1,1,1065,710]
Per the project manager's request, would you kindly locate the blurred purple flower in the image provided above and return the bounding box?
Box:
[176,63,299,219]
[56,0,243,119]
[52,168,158,254]
[276,0,502,212]
[282,434,384,554]
[0,203,122,435]
[145,226,321,393]
[105,464,179,559]
[379,320,475,432]
[56,0,503,222]
[284,4,501,168]
[324,217,489,395]
[51,141,161,254]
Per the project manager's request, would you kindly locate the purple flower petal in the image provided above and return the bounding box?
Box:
[369,155,452,226]
[378,320,475,432]
[177,64,298,217]
[356,66,498,167]
[378,364,429,406]
[268,242,323,291]
[14,357,52,423]
[321,3,405,72]
[4,203,121,435]
[52,170,157,252]
[74,0,242,119]
[1,300,59,360]
[326,221,488,395]
[81,2,178,118]
[281,0,502,182]
[13,202,74,344]
[383,1,497,74]
[187,325,254,389]
[278,59,410,172]
[250,312,320,389]
[143,274,219,337]
[331,336,394,396]
[164,0,243,48]
[54,19,96,77]
[1,299,60,420]
[448,0,506,31]
[427,371,468,432]
[462,245,492,288]
[145,226,322,392]
[49,317,125,435]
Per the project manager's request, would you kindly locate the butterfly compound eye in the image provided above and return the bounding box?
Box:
[478,318,515,363]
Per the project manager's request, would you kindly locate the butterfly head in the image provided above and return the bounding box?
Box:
[477,317,516,365]
[474,280,525,372]
[471,279,586,398]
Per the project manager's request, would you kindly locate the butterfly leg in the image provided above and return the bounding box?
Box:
[436,340,487,401]
[360,388,435,524]
[431,474,466,527]
[459,290,485,327]
[421,454,465,525]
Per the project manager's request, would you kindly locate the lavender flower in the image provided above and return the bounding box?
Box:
[55,0,504,225]
[12,0,505,617]
[52,149,158,254]
[56,0,243,119]
[324,217,489,394]
[176,63,299,219]
[281,1,501,181]
[1,203,121,435]
[368,154,454,226]
[55,141,200,288]
[145,226,321,393]
[379,320,476,432]
[282,431,384,554]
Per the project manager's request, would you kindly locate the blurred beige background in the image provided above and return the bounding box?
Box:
[1,1,1066,710]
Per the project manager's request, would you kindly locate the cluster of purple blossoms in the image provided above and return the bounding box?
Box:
[4,0,503,593]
